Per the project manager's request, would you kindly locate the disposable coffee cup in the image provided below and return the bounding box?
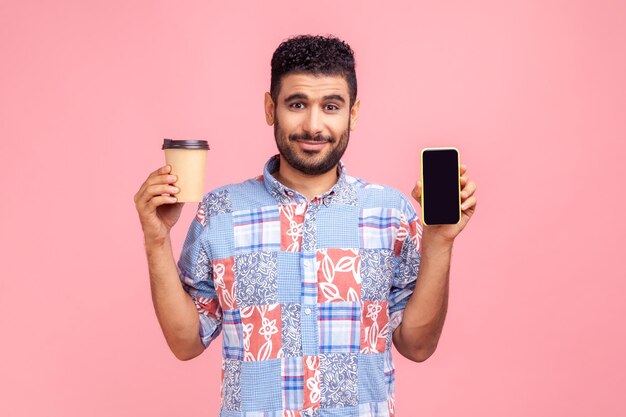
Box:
[162,138,210,202]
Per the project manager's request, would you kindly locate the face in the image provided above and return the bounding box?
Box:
[264,73,360,175]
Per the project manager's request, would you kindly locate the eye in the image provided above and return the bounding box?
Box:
[325,104,340,111]
[289,102,305,109]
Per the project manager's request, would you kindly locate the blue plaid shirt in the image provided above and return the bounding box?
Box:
[177,155,422,417]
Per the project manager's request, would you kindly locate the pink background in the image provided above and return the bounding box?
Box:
[1,0,625,416]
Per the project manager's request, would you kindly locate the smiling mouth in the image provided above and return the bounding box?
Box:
[295,139,329,144]
[294,139,330,152]
[289,133,334,143]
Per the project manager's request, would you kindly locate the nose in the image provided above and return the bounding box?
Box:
[304,106,323,136]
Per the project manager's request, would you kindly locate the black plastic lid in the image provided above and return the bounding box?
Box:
[162,138,210,150]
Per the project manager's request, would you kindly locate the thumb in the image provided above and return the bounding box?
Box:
[412,180,422,202]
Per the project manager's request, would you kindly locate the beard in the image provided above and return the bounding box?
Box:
[273,115,350,176]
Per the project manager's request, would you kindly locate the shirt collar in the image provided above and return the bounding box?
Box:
[262,154,352,206]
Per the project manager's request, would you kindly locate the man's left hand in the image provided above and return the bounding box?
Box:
[412,164,477,244]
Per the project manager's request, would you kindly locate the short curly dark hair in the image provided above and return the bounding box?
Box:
[270,34,357,107]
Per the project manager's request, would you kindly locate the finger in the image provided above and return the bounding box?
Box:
[460,175,467,186]
[137,165,172,200]
[137,173,178,200]
[145,184,180,200]
[460,181,477,200]
[147,165,171,180]
[460,164,467,175]
[147,194,179,208]
[147,173,178,187]
[411,180,422,200]
[461,195,476,211]
[138,184,179,206]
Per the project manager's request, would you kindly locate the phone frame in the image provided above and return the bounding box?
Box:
[420,147,462,226]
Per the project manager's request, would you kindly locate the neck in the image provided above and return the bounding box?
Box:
[274,155,339,201]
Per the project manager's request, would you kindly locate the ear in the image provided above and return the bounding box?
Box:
[349,98,361,131]
[264,92,275,125]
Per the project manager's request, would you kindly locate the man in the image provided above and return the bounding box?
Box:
[134,35,477,417]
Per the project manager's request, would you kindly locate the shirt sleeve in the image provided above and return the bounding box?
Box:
[388,195,423,334]
[176,200,223,349]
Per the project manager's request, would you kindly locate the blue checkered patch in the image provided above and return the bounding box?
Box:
[358,353,386,403]
[240,359,282,412]
[319,301,361,353]
[222,309,244,360]
[301,252,318,304]
[281,356,304,410]
[232,205,281,254]
[359,207,402,250]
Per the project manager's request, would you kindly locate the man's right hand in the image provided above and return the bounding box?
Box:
[134,165,205,360]
[134,165,184,244]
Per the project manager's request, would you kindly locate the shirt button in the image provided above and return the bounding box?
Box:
[304,307,312,315]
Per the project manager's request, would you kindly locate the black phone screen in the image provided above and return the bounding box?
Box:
[422,148,460,225]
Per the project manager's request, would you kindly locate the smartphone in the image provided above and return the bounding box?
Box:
[420,147,461,225]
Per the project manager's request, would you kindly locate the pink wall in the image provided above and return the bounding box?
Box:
[1,1,625,416]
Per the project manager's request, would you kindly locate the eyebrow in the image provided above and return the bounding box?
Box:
[284,93,308,102]
[324,94,346,104]
[284,93,346,104]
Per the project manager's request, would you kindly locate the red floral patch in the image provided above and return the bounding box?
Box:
[213,257,236,310]
[316,248,361,302]
[240,304,282,361]
[279,203,306,252]
[360,300,389,354]
[303,355,320,410]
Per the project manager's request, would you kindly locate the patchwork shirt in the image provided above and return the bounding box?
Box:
[176,155,422,417]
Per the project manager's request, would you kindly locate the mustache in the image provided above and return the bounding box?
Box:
[289,132,335,143]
